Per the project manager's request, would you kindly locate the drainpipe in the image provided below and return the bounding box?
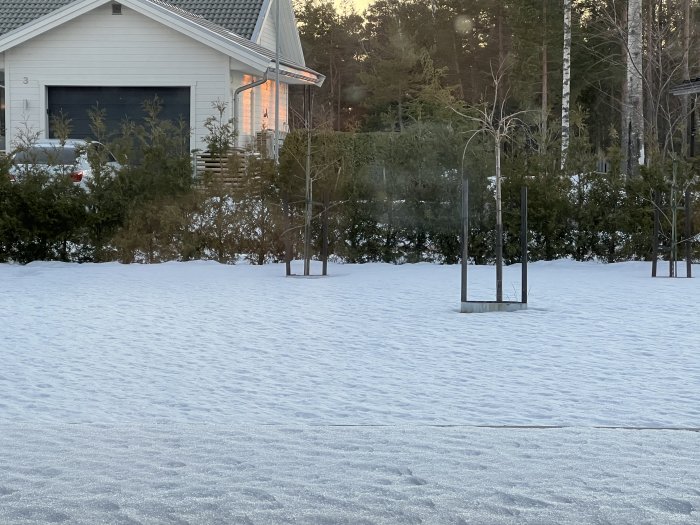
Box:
[233,71,269,149]
[0,84,5,152]
[274,0,280,162]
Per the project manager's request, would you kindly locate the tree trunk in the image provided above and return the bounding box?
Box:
[337,70,342,131]
[329,39,335,131]
[625,0,644,176]
[496,0,506,65]
[560,0,571,170]
[620,2,630,173]
[497,0,505,64]
[644,0,654,160]
[541,0,548,154]
[682,0,691,157]
[452,33,465,100]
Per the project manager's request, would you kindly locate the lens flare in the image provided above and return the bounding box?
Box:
[454,15,473,35]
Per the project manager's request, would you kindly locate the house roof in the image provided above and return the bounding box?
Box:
[0,0,264,40]
[139,0,321,82]
[152,0,265,39]
[149,0,281,63]
[0,0,324,86]
[0,0,74,37]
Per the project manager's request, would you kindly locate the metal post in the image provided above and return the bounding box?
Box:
[652,190,659,277]
[274,0,284,274]
[686,188,693,278]
[303,86,312,276]
[521,186,528,303]
[274,0,280,163]
[283,196,292,276]
[671,159,677,277]
[461,172,469,303]
[495,142,503,302]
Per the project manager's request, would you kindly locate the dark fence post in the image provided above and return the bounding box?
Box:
[461,174,469,303]
[283,195,292,276]
[322,191,329,277]
[652,190,659,277]
[686,188,693,278]
[521,186,528,304]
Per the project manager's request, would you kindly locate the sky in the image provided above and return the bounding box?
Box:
[336,0,372,13]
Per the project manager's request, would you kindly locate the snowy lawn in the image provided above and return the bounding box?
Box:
[1,260,699,524]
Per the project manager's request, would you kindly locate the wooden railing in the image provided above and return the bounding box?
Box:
[194,149,247,188]
[194,131,279,189]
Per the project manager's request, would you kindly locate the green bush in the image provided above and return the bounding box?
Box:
[1,115,696,266]
[0,173,87,263]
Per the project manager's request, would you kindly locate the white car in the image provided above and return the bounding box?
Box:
[9,139,121,188]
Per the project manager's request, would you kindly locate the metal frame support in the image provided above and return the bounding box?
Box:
[686,188,693,278]
[461,181,528,311]
[521,186,528,303]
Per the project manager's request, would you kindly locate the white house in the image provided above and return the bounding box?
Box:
[0,0,324,152]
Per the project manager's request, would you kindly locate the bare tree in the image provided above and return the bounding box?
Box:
[561,0,572,169]
[593,1,690,166]
[450,61,529,302]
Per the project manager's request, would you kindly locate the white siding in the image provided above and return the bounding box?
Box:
[258,5,277,52]
[4,3,230,150]
[255,0,304,65]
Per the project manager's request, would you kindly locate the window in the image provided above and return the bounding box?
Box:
[13,146,80,165]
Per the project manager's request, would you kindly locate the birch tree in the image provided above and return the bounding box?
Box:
[561,0,571,169]
[624,0,644,175]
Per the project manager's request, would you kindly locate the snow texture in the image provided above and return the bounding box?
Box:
[1,260,699,523]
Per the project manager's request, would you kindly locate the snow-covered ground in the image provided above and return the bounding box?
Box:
[1,260,699,523]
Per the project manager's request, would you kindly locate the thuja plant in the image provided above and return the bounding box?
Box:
[203,99,236,158]
[102,97,194,262]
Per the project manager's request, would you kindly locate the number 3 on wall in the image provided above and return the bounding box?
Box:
[23,77,28,84]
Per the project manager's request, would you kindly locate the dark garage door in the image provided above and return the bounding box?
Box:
[47,86,190,139]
